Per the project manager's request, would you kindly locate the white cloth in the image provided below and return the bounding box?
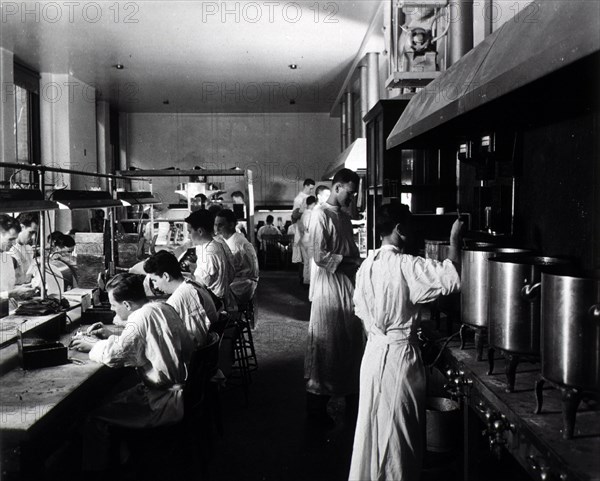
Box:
[349,245,460,481]
[304,203,365,396]
[293,191,309,212]
[167,280,218,346]
[89,301,194,426]
[194,239,235,307]
[10,243,34,285]
[0,252,16,298]
[299,209,314,284]
[288,224,302,264]
[256,224,280,250]
[84,301,194,470]
[223,232,259,304]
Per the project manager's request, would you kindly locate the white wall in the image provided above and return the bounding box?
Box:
[124,112,340,206]
[39,73,97,232]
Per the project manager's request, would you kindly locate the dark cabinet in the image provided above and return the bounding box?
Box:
[364,99,410,250]
[364,98,457,250]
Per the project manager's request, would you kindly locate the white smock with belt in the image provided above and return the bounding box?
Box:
[349,245,460,481]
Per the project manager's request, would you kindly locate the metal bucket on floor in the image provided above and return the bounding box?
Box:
[425,397,461,453]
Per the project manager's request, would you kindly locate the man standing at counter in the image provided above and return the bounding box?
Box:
[349,203,462,481]
[70,273,194,472]
[304,168,365,426]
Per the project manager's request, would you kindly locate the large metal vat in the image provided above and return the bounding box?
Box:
[460,247,531,327]
[541,270,600,390]
[488,256,573,355]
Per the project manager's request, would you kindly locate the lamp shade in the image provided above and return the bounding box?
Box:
[0,189,58,213]
[116,191,161,206]
[51,190,122,210]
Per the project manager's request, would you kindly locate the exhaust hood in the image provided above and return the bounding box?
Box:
[387,1,600,149]
[322,138,367,180]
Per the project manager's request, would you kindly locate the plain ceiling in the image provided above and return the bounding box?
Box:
[1,1,383,113]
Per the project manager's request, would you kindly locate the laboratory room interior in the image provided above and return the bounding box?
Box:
[0,1,598,480]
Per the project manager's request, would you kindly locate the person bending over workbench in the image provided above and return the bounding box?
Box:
[70,273,194,472]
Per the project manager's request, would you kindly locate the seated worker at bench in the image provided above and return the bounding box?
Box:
[143,250,218,347]
[214,208,259,305]
[70,273,194,472]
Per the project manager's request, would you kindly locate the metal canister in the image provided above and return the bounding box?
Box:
[488,256,573,355]
[541,270,600,390]
[460,247,531,327]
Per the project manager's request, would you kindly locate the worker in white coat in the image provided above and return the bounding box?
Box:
[304,168,365,426]
[143,250,218,346]
[71,273,194,472]
[299,195,316,285]
[0,214,35,301]
[185,209,235,311]
[214,208,259,305]
[349,203,462,481]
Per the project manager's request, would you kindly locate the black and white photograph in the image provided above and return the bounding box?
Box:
[0,1,598,480]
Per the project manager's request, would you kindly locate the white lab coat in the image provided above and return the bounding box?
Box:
[0,252,16,298]
[84,301,194,470]
[194,239,235,309]
[167,280,218,346]
[288,223,302,264]
[223,232,259,305]
[299,208,314,284]
[293,191,309,212]
[9,242,34,285]
[349,246,460,481]
[304,203,365,396]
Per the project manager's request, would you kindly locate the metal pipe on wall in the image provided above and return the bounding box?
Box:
[366,52,380,111]
[360,65,368,137]
[345,91,355,146]
[39,174,46,300]
[449,0,474,66]
[340,96,348,151]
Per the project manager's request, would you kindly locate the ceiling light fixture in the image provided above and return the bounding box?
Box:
[288,64,298,70]
[115,64,124,70]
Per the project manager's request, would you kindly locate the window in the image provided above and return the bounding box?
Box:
[10,62,40,187]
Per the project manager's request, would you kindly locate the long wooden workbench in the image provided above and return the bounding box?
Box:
[435,330,600,481]
[0,312,124,478]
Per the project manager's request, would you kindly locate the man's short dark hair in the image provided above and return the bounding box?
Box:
[216,208,237,225]
[266,215,274,224]
[16,212,39,227]
[185,209,216,232]
[303,178,315,187]
[56,234,75,249]
[106,273,147,303]
[376,202,412,238]
[0,214,20,233]
[208,204,223,216]
[49,231,75,249]
[306,196,316,207]
[143,250,183,279]
[315,185,330,196]
[231,191,244,199]
[332,168,359,187]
